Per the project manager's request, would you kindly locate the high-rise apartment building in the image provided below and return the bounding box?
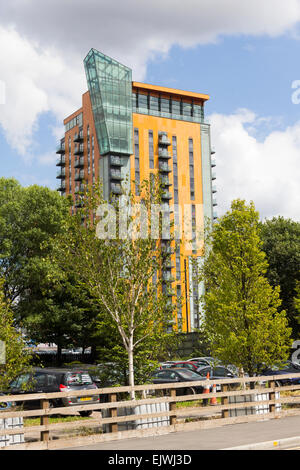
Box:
[56,49,217,332]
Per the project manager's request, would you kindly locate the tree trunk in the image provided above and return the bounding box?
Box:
[128,337,135,400]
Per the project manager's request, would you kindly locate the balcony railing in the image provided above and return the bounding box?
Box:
[110,170,123,181]
[57,180,66,191]
[74,156,84,168]
[162,190,173,200]
[111,183,122,195]
[211,171,216,180]
[160,176,172,186]
[56,155,66,166]
[211,157,216,168]
[159,162,171,173]
[158,149,172,159]
[73,131,84,143]
[56,168,66,179]
[158,132,171,146]
[110,156,123,167]
[74,144,84,155]
[56,142,65,154]
[75,184,85,194]
[75,170,84,181]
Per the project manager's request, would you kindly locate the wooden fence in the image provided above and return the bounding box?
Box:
[0,373,300,450]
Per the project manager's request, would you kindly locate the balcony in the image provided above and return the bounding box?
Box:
[211,147,216,155]
[212,196,217,206]
[162,190,173,200]
[74,156,84,168]
[163,260,175,270]
[161,202,173,214]
[75,170,84,181]
[111,183,122,195]
[161,243,174,255]
[160,174,172,185]
[212,184,217,193]
[56,168,66,179]
[158,148,172,159]
[57,180,66,191]
[110,155,123,167]
[162,283,175,297]
[162,271,175,282]
[110,169,123,181]
[75,184,85,194]
[56,142,65,154]
[211,157,216,168]
[56,155,66,166]
[73,131,84,143]
[211,171,216,180]
[74,144,84,155]
[159,162,171,173]
[158,132,171,146]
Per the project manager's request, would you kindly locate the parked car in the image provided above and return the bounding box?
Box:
[261,361,300,386]
[159,361,181,369]
[7,368,100,416]
[150,368,206,395]
[196,365,238,391]
[188,357,221,367]
[169,361,203,372]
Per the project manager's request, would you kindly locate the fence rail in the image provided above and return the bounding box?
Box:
[0,373,300,450]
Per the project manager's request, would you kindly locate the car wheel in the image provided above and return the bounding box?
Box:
[79,410,93,417]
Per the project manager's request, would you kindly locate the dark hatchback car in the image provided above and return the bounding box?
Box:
[261,361,300,386]
[196,366,238,391]
[8,368,100,416]
[151,368,206,395]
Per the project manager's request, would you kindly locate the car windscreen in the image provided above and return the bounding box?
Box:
[178,370,202,379]
[65,372,93,386]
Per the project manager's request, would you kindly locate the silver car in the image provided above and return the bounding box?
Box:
[8,368,100,417]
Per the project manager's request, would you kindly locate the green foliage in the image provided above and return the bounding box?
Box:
[50,179,175,388]
[260,216,300,339]
[294,281,300,326]
[201,199,292,376]
[0,279,32,390]
[0,178,100,361]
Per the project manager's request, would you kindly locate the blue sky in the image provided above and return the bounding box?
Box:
[0,0,299,220]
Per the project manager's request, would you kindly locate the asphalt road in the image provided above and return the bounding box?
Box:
[67,415,300,450]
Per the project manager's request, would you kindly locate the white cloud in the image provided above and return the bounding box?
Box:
[208,109,300,221]
[1,1,300,157]
[0,26,85,156]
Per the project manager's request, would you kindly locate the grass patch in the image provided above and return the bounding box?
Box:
[24,415,90,427]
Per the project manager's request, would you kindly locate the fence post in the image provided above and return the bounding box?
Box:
[109,393,118,433]
[221,384,229,419]
[40,398,50,443]
[170,389,177,426]
[268,380,276,414]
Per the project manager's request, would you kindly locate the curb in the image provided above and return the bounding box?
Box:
[222,436,300,450]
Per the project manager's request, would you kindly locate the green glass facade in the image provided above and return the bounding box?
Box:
[84,49,133,156]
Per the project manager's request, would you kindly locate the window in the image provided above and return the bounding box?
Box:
[148,130,154,169]
[137,93,148,112]
[189,138,195,200]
